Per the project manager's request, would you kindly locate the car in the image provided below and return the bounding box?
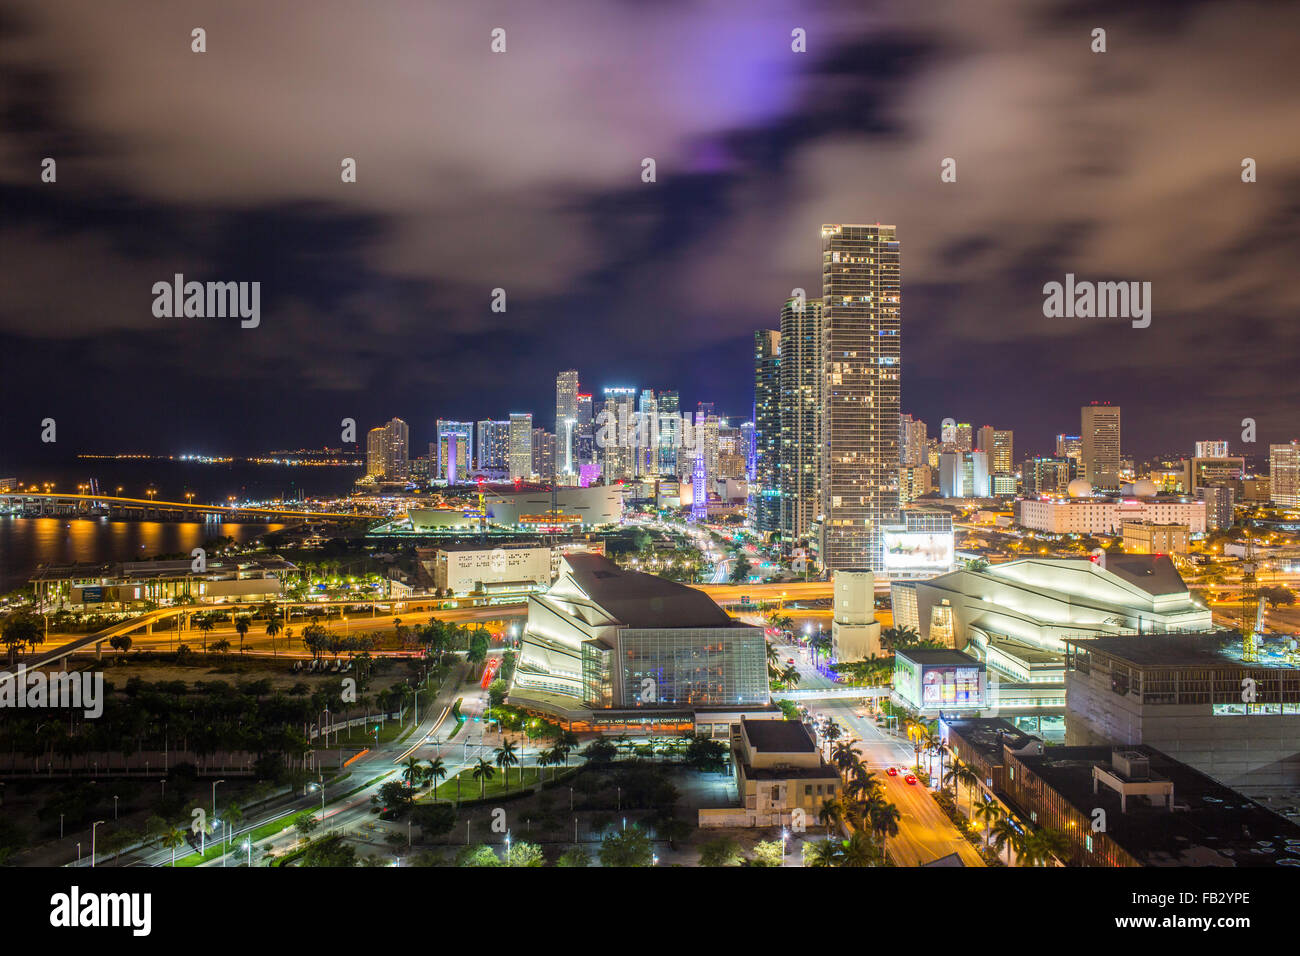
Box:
[904,774,918,785]
[886,767,898,776]
[786,658,795,665]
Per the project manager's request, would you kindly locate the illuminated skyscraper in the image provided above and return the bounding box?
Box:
[1270,441,1300,506]
[436,420,474,484]
[601,387,637,481]
[476,420,509,471]
[556,369,580,474]
[779,295,823,542]
[657,390,680,476]
[752,329,781,534]
[819,224,901,571]
[977,426,1014,475]
[1081,403,1122,489]
[508,413,533,480]
[367,418,409,479]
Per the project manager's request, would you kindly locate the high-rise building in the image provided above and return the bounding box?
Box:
[555,370,579,432]
[1270,441,1300,506]
[900,414,928,467]
[436,420,474,484]
[939,450,990,498]
[955,423,973,452]
[1023,457,1071,495]
[1056,434,1083,462]
[1081,404,1122,489]
[1198,484,1235,531]
[476,420,509,471]
[977,426,1015,475]
[575,394,595,468]
[819,223,901,571]
[637,389,658,477]
[366,427,387,478]
[555,369,581,475]
[508,413,533,480]
[532,428,556,480]
[752,329,782,534]
[656,390,679,476]
[1195,440,1230,459]
[601,387,637,482]
[779,295,823,542]
[366,418,409,479]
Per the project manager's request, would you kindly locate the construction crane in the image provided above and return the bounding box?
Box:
[1240,526,1260,663]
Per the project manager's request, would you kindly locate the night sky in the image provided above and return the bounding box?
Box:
[2,0,1298,465]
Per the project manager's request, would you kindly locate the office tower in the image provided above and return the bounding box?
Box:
[532,428,556,480]
[555,370,579,432]
[955,423,973,452]
[820,223,901,571]
[1195,440,1230,459]
[1198,484,1235,531]
[601,387,637,481]
[366,427,387,477]
[575,393,595,468]
[367,418,408,479]
[637,389,658,477]
[941,420,958,444]
[939,450,989,498]
[716,422,746,479]
[1270,441,1300,506]
[508,413,533,480]
[1056,434,1083,461]
[701,413,721,478]
[555,369,581,475]
[1024,457,1071,495]
[476,420,509,471]
[977,426,1015,475]
[753,330,782,533]
[900,414,927,467]
[654,390,678,476]
[779,295,823,541]
[436,420,474,484]
[697,401,715,422]
[1081,403,1122,489]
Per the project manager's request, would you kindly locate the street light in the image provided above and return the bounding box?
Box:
[212,779,224,818]
[91,820,106,867]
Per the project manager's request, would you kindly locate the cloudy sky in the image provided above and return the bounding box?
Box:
[2,0,1298,464]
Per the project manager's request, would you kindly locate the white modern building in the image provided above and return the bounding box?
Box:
[890,555,1212,658]
[430,542,552,595]
[510,555,769,732]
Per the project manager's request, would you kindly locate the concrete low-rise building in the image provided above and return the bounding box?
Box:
[1064,634,1300,788]
[1018,495,1206,535]
[707,717,841,829]
[1121,520,1190,555]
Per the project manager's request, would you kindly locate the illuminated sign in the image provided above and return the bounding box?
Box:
[883,529,955,572]
[519,514,582,524]
[921,665,982,706]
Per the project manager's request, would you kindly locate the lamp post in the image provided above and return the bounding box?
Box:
[91,820,106,868]
[212,779,224,818]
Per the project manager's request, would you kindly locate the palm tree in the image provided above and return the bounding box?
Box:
[1022,827,1069,867]
[942,760,963,801]
[472,758,495,799]
[495,739,519,790]
[956,764,981,814]
[838,829,880,867]
[973,795,1003,848]
[829,740,861,776]
[425,757,447,799]
[868,799,901,858]
[847,766,882,804]
[234,615,251,653]
[990,817,1022,865]
[536,748,555,783]
[821,720,842,759]
[194,614,215,653]
[803,838,841,867]
[402,756,423,790]
[265,617,282,656]
[162,826,185,866]
[818,797,844,836]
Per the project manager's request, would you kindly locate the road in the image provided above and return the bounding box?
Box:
[769,636,984,867]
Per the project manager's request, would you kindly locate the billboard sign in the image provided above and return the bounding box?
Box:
[920,665,983,707]
[883,529,955,574]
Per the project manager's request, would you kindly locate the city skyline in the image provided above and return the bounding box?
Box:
[4,2,1300,464]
